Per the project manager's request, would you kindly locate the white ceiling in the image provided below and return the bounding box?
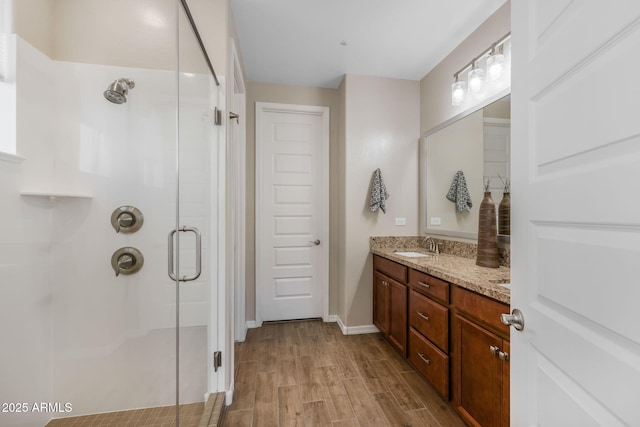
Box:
[230,0,507,89]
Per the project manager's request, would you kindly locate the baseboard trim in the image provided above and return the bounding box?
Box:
[246,320,259,329]
[335,315,380,335]
[245,316,378,335]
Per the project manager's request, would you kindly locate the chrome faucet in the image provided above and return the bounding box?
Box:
[424,236,441,254]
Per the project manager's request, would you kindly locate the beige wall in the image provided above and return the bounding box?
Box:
[13,0,54,56]
[191,0,228,74]
[484,97,510,119]
[339,75,420,327]
[245,82,340,321]
[13,0,221,74]
[420,1,511,134]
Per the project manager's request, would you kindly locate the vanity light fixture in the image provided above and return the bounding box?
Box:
[450,32,511,106]
[451,75,466,106]
[486,43,505,82]
[467,61,485,93]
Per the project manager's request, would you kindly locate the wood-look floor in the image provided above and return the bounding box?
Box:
[45,402,204,426]
[223,320,466,427]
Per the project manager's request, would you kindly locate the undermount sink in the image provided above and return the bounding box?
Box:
[394,251,433,258]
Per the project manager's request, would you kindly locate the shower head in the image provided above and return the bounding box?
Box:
[104,78,135,104]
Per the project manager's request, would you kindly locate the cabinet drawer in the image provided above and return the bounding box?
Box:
[409,269,449,303]
[453,286,510,337]
[409,290,449,352]
[374,255,407,283]
[409,327,449,400]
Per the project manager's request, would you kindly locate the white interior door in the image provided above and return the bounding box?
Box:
[256,102,329,324]
[511,2,640,425]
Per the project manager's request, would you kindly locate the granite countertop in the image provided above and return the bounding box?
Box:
[371,245,511,305]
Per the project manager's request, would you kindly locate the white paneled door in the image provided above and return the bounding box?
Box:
[511,2,640,425]
[256,103,329,323]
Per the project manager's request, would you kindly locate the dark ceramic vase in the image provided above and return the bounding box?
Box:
[477,191,499,268]
[498,192,510,236]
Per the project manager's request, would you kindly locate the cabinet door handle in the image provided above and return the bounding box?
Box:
[417,353,431,365]
[499,351,509,361]
[489,345,500,356]
[417,281,430,289]
[417,312,430,321]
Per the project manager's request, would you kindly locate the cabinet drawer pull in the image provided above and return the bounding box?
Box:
[489,345,499,356]
[417,352,431,365]
[417,312,430,321]
[499,351,509,361]
[418,281,430,289]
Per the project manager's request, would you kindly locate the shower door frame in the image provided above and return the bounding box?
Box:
[175,0,223,422]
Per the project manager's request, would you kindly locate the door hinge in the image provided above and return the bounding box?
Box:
[214,107,222,126]
[213,351,222,372]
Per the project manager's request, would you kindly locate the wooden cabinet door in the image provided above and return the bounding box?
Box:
[388,277,407,355]
[373,271,389,336]
[502,340,510,427]
[454,314,503,427]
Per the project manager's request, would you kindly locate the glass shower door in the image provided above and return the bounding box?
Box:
[173,1,219,421]
[0,1,215,426]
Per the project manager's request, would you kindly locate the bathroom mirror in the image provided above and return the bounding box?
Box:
[421,93,510,242]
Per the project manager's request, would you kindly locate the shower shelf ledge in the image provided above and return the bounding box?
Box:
[20,191,92,199]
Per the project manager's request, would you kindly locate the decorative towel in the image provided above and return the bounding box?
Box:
[446,170,473,213]
[370,168,390,213]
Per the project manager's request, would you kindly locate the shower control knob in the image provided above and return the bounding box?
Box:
[111,247,144,277]
[117,212,135,230]
[111,206,144,233]
[117,254,134,270]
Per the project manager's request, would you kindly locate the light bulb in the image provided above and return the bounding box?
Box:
[468,66,485,93]
[451,80,466,106]
[487,53,505,82]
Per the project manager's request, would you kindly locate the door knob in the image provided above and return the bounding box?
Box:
[309,239,321,246]
[500,308,525,331]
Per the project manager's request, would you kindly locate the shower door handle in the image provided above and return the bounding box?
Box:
[168,226,202,282]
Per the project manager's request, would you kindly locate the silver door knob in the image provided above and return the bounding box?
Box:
[309,239,321,246]
[500,308,525,331]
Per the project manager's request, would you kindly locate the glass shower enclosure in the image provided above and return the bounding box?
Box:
[0,1,218,426]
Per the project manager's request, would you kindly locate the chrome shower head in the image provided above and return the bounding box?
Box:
[104,78,135,104]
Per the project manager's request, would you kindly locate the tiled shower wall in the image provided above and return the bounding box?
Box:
[0,37,214,426]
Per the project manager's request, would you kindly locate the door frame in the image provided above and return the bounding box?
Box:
[230,39,247,343]
[255,102,330,327]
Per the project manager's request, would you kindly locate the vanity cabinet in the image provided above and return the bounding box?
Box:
[372,253,511,425]
[407,269,451,400]
[373,256,408,355]
[452,286,510,427]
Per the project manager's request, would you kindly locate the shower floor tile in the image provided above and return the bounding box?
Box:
[45,402,204,427]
